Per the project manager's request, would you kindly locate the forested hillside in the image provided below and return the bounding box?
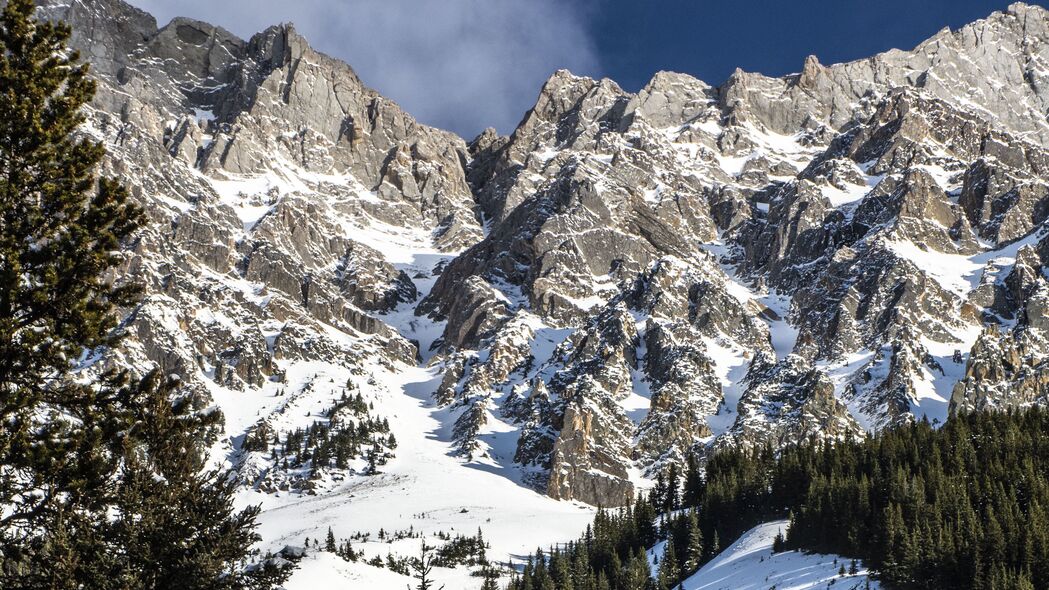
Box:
[508,409,1049,590]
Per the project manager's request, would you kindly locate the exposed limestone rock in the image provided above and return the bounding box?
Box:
[716,353,862,452]
[547,404,635,507]
[951,328,1049,414]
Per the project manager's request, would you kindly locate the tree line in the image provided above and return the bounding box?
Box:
[507,409,1049,589]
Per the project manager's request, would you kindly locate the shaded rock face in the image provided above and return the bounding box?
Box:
[48,0,1049,507]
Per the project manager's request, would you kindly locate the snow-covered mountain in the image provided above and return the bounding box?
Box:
[41,0,1049,586]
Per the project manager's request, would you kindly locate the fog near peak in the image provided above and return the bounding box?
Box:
[128,0,602,138]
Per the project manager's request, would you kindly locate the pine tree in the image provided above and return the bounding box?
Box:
[682,453,703,507]
[367,443,380,474]
[623,550,652,589]
[0,0,140,583]
[772,530,786,553]
[0,1,263,587]
[658,541,680,589]
[326,527,337,552]
[550,550,573,590]
[108,374,264,589]
[634,496,658,548]
[707,531,720,561]
[408,542,445,590]
[652,472,668,513]
[0,0,141,574]
[476,527,488,564]
[572,543,594,590]
[684,509,704,572]
[479,567,500,590]
[665,463,681,513]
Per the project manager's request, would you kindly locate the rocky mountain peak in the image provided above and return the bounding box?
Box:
[427,1,1049,505]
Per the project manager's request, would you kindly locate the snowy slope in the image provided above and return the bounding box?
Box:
[682,521,880,590]
[239,361,596,588]
[205,211,598,588]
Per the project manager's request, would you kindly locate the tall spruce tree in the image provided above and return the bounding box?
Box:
[0,1,265,587]
[684,509,704,573]
[109,374,266,590]
[0,0,142,582]
[682,454,703,507]
[657,541,679,589]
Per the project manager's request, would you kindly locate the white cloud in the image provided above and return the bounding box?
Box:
[126,0,601,138]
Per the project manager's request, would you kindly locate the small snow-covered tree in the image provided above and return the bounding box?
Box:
[326,527,337,552]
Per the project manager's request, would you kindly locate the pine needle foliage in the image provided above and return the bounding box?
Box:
[0,1,267,587]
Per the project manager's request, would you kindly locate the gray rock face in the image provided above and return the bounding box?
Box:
[950,328,1049,414]
[718,3,1049,142]
[46,0,1049,508]
[419,4,1049,504]
[526,302,641,505]
[41,0,481,494]
[547,403,635,507]
[714,353,862,452]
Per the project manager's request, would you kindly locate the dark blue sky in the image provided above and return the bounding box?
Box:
[586,1,1038,91]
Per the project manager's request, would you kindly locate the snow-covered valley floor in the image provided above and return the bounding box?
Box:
[246,359,596,588]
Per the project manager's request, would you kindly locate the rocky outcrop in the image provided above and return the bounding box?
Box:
[717,4,1049,142]
[547,404,635,507]
[951,328,1049,413]
[715,353,861,452]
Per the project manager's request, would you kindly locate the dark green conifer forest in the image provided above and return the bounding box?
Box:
[507,409,1049,590]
